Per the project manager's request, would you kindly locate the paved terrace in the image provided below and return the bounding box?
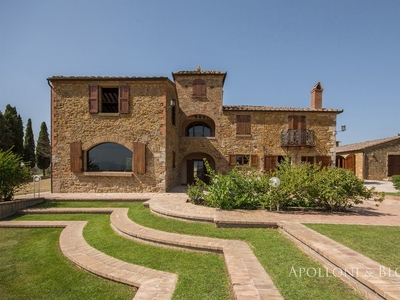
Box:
[3,181,399,300]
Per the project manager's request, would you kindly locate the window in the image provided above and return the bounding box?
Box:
[264,156,287,171]
[89,85,129,114]
[186,122,212,137]
[236,115,251,135]
[192,79,206,97]
[87,143,132,171]
[229,154,258,167]
[301,156,314,164]
[286,115,307,145]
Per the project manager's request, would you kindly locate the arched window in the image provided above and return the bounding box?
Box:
[186,123,212,137]
[87,143,132,171]
[192,79,206,97]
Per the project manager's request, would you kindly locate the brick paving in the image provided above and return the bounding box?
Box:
[4,185,400,299]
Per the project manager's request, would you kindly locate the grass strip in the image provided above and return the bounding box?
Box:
[306,224,400,270]
[0,227,134,300]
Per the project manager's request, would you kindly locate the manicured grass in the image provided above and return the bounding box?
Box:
[0,227,134,300]
[22,201,363,299]
[5,213,231,300]
[306,224,400,270]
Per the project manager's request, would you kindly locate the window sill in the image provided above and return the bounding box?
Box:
[236,134,252,139]
[83,172,133,177]
[97,113,120,117]
[181,136,216,140]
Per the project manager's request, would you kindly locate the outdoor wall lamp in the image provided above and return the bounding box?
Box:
[335,125,346,135]
[170,99,176,107]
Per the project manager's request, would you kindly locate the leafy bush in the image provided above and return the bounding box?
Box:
[187,158,384,211]
[0,149,31,201]
[392,175,400,191]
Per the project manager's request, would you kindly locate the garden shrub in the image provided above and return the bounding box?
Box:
[0,148,31,201]
[187,158,384,211]
[392,175,400,191]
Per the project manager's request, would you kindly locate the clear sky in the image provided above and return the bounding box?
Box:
[1,0,399,146]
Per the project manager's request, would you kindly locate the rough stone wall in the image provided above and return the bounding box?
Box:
[364,140,400,180]
[51,79,175,193]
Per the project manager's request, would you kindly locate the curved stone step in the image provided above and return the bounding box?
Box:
[0,220,177,300]
[111,208,284,300]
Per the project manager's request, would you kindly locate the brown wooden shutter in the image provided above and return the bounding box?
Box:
[264,156,278,171]
[299,116,306,129]
[288,116,295,129]
[229,155,237,166]
[133,142,146,174]
[251,155,258,167]
[119,84,129,113]
[193,79,206,96]
[236,115,251,134]
[388,155,400,176]
[70,141,82,172]
[344,153,355,173]
[89,85,99,113]
[316,156,331,168]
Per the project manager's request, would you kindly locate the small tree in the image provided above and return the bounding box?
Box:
[0,149,30,201]
[36,122,51,176]
[4,105,24,156]
[23,118,36,169]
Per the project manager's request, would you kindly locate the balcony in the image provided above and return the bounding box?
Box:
[281,129,315,147]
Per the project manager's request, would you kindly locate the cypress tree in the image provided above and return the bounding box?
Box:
[4,105,24,156]
[0,111,13,151]
[36,122,51,176]
[23,118,36,169]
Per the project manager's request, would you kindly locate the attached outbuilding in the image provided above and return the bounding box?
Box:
[336,136,400,180]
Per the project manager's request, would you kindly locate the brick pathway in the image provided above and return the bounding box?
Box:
[6,189,400,299]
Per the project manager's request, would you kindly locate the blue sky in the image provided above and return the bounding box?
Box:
[1,0,399,146]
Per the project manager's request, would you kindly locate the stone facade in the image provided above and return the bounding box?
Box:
[337,136,400,180]
[48,68,342,193]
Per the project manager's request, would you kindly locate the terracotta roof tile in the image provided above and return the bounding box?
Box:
[47,76,169,81]
[337,136,400,153]
[223,105,343,113]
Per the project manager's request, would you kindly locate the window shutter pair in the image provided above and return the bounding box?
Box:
[288,116,306,130]
[228,154,258,166]
[70,140,146,174]
[192,79,206,97]
[88,85,129,113]
[236,115,251,135]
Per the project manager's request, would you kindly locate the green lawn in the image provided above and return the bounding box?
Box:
[1,201,367,300]
[306,224,400,270]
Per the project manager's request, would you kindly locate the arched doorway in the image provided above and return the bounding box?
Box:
[181,153,215,185]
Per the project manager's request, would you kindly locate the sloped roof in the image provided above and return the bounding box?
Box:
[337,136,400,153]
[47,76,169,81]
[223,105,343,113]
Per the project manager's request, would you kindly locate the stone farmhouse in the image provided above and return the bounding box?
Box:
[336,136,400,180]
[48,67,343,193]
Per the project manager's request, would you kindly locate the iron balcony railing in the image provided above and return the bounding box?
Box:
[281,129,316,147]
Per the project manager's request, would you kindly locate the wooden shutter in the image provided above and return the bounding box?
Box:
[236,115,251,134]
[288,116,296,130]
[133,142,146,174]
[251,155,258,167]
[299,116,306,129]
[288,116,306,129]
[388,155,400,176]
[89,85,99,113]
[264,156,278,171]
[229,155,237,166]
[119,85,129,113]
[344,153,355,173]
[316,156,331,168]
[70,141,82,173]
[193,79,206,96]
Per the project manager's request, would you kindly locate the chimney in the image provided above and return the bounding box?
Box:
[310,82,323,109]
